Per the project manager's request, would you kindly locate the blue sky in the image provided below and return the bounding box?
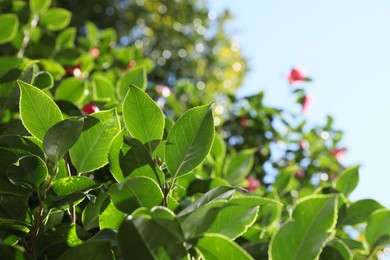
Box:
[210,1,390,207]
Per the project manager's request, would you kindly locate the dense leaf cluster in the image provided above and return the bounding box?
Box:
[0,0,388,259]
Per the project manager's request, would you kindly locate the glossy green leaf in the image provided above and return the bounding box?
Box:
[40,8,71,31]
[89,228,118,247]
[334,165,359,197]
[165,103,215,178]
[56,27,76,50]
[18,80,63,141]
[224,149,255,185]
[7,155,48,189]
[177,186,235,217]
[273,165,298,195]
[0,195,32,234]
[117,66,147,99]
[343,199,383,225]
[0,135,44,171]
[92,75,116,104]
[44,192,86,211]
[118,208,187,259]
[269,195,338,260]
[109,176,163,214]
[320,239,352,260]
[209,133,226,163]
[51,176,99,196]
[108,130,125,182]
[0,14,19,44]
[122,85,164,152]
[30,0,51,14]
[59,241,114,260]
[0,244,28,260]
[55,78,85,104]
[39,59,65,80]
[32,71,54,90]
[119,137,164,186]
[34,223,88,258]
[195,233,253,260]
[82,193,108,231]
[99,200,125,230]
[70,109,120,173]
[365,209,390,249]
[43,118,84,163]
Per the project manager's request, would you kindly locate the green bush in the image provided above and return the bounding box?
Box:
[0,0,388,259]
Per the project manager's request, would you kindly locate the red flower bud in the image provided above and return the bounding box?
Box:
[127,60,137,70]
[288,66,307,85]
[82,103,100,115]
[330,148,346,160]
[295,168,305,179]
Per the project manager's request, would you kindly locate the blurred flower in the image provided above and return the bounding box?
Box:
[90,48,100,58]
[330,147,346,160]
[64,63,81,76]
[156,84,171,97]
[246,176,260,191]
[288,66,307,85]
[299,140,310,150]
[127,60,137,70]
[239,117,248,128]
[301,95,314,114]
[295,168,305,179]
[82,103,100,115]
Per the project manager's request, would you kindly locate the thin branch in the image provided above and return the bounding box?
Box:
[64,153,76,224]
[17,15,39,58]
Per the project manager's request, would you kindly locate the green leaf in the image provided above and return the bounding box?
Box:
[32,71,54,90]
[165,103,215,178]
[55,78,85,104]
[91,75,116,104]
[39,59,65,80]
[99,200,125,230]
[195,233,253,260]
[269,195,338,260]
[56,27,76,50]
[69,109,120,173]
[0,195,32,235]
[365,209,390,249]
[0,244,28,260]
[82,193,108,231]
[51,176,99,196]
[119,137,164,186]
[0,14,19,44]
[122,85,164,152]
[334,165,359,197]
[273,165,298,196]
[43,118,84,163]
[18,80,63,141]
[109,176,163,214]
[108,130,125,182]
[320,239,352,260]
[177,186,235,217]
[7,155,48,189]
[40,8,71,31]
[224,149,255,185]
[117,66,147,99]
[30,0,51,15]
[34,223,88,258]
[0,135,44,172]
[343,199,383,225]
[118,208,187,259]
[59,241,114,260]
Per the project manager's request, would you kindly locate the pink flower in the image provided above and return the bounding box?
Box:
[90,48,100,58]
[246,176,260,191]
[288,67,307,85]
[239,117,248,128]
[330,148,346,160]
[82,103,100,115]
[301,95,314,114]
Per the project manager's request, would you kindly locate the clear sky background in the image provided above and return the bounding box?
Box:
[209,1,390,207]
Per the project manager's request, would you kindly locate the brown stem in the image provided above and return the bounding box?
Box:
[64,154,76,224]
[17,15,39,58]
